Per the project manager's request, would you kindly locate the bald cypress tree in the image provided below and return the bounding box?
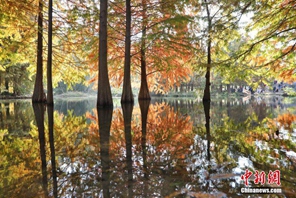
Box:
[97,0,113,107]
[32,0,46,103]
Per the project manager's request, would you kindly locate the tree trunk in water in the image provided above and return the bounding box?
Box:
[33,103,48,195]
[141,99,149,196]
[138,0,150,101]
[203,101,211,161]
[32,0,46,103]
[122,103,134,197]
[98,106,113,198]
[180,84,184,93]
[97,0,113,107]
[203,0,211,102]
[227,84,230,94]
[139,99,150,183]
[121,0,134,103]
[47,105,57,197]
[47,0,53,105]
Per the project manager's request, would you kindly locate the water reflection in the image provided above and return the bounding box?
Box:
[47,105,58,198]
[98,107,113,198]
[0,96,295,197]
[32,103,48,197]
[122,103,134,198]
[139,100,150,197]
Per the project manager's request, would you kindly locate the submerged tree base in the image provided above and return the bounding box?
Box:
[121,93,134,104]
[138,90,151,101]
[32,93,47,103]
[97,90,113,108]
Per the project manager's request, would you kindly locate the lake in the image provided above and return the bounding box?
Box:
[0,96,295,197]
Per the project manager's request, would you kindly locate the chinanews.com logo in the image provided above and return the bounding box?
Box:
[240,169,282,194]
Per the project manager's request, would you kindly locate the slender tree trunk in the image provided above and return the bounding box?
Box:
[138,0,150,100]
[47,0,53,105]
[33,0,46,103]
[121,0,134,103]
[180,84,184,92]
[5,77,8,91]
[97,0,113,107]
[203,0,211,102]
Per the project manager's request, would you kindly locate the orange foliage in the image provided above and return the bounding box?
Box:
[275,113,296,130]
[266,113,296,134]
[84,1,195,93]
[280,0,296,8]
[282,45,296,54]
[244,113,296,143]
[144,40,194,93]
[270,59,296,83]
[142,102,193,156]
[279,69,296,83]
[86,102,194,159]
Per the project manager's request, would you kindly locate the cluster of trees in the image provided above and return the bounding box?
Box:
[0,0,295,106]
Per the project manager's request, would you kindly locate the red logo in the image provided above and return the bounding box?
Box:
[241,169,281,186]
[241,169,253,186]
[268,170,281,186]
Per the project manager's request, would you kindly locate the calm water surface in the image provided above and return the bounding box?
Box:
[0,96,295,197]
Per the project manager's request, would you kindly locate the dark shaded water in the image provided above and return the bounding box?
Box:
[0,96,295,197]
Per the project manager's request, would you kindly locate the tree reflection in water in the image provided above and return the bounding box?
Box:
[0,98,295,197]
[139,99,150,197]
[47,105,58,198]
[32,103,48,197]
[98,107,113,198]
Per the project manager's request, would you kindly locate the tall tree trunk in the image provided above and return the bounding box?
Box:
[121,0,134,103]
[203,0,211,102]
[47,0,53,105]
[33,0,46,103]
[97,0,113,107]
[138,0,150,100]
